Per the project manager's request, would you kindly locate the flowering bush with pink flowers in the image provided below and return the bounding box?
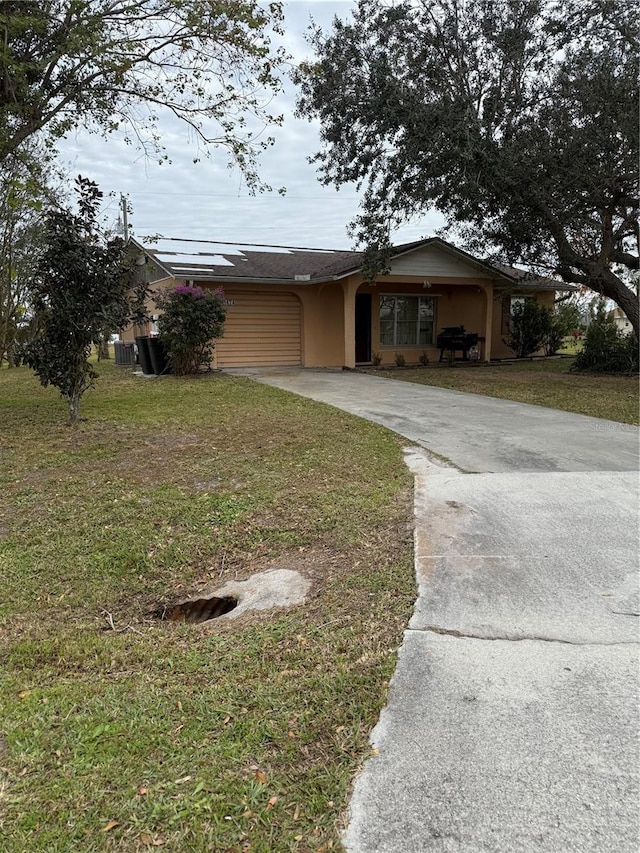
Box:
[156,284,226,375]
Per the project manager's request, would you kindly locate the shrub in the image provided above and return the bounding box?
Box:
[371,351,382,366]
[156,284,226,375]
[394,352,406,367]
[573,307,638,373]
[544,301,582,356]
[419,351,430,366]
[504,300,552,358]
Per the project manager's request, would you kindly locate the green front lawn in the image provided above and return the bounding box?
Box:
[0,363,415,852]
[367,357,639,425]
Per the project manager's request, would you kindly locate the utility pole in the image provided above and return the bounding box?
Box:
[120,194,129,240]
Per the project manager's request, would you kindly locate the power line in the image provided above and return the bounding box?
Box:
[125,190,361,201]
[133,235,357,252]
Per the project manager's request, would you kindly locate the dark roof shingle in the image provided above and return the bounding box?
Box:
[133,236,576,291]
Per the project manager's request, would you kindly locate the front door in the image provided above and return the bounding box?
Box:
[355,293,372,363]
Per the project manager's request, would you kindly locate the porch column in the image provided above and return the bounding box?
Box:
[342,278,359,368]
[482,283,494,362]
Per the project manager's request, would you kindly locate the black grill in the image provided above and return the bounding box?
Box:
[436,326,479,362]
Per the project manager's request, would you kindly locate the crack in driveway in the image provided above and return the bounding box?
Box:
[416,625,640,646]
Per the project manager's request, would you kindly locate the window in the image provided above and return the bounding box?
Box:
[380,295,435,346]
[501,295,532,334]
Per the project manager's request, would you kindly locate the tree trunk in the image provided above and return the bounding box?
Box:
[601,278,640,339]
[563,254,640,339]
[68,393,80,425]
[537,205,639,339]
[560,266,639,339]
[97,337,110,360]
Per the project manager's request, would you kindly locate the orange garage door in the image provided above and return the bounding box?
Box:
[215,291,302,367]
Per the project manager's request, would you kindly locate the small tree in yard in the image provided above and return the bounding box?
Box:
[23,177,133,424]
[156,285,226,376]
[544,301,583,357]
[504,300,552,359]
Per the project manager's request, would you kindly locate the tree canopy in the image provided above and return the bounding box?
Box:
[0,1,287,187]
[0,147,51,366]
[296,0,639,335]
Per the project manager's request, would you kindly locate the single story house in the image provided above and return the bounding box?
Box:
[125,236,575,368]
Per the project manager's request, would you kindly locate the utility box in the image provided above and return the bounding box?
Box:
[114,341,135,365]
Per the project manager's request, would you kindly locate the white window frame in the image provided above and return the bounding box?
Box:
[379,294,436,347]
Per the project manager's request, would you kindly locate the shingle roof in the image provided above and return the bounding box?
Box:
[132,236,576,291]
[489,263,578,292]
[135,237,363,282]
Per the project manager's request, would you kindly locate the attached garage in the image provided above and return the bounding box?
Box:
[128,236,576,369]
[215,290,302,368]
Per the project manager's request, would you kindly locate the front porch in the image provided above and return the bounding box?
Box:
[346,279,496,368]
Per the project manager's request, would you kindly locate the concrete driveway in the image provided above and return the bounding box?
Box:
[230,367,639,473]
[228,368,640,851]
[346,453,639,853]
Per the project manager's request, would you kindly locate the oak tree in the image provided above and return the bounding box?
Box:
[296,0,639,335]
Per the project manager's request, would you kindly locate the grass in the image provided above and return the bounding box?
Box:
[366,357,639,425]
[0,362,416,852]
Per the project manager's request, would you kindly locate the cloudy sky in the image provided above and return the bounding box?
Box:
[58,0,444,250]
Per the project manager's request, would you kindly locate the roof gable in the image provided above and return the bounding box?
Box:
[389,240,493,279]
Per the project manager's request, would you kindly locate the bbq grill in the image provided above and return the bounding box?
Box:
[436,325,479,362]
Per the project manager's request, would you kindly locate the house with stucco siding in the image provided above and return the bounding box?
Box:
[125,236,575,368]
